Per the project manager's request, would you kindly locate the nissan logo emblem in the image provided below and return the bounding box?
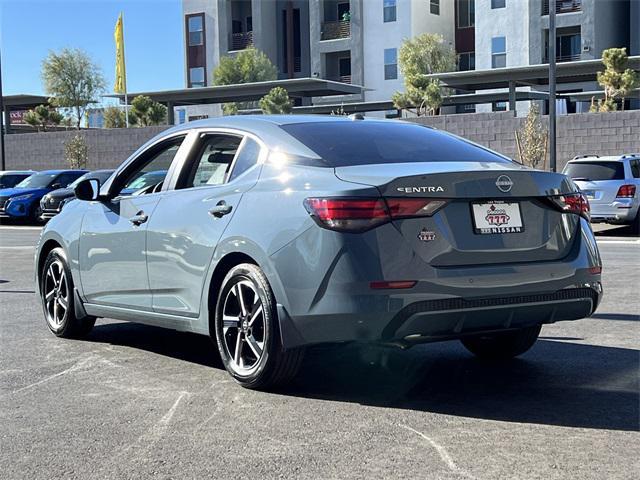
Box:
[495,175,513,193]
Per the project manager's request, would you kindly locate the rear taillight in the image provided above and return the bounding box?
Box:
[304,197,447,232]
[616,185,636,198]
[549,193,590,220]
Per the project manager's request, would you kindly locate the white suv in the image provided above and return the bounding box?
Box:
[563,154,640,234]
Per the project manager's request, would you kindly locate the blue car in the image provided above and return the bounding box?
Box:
[0,169,87,223]
[35,116,602,389]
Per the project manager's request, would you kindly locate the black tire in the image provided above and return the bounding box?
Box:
[460,325,541,360]
[630,211,640,236]
[40,247,96,338]
[30,203,45,225]
[214,263,304,390]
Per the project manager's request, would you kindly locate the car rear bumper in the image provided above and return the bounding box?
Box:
[589,199,639,224]
[272,218,603,349]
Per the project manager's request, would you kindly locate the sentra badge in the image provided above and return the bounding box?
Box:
[397,186,445,193]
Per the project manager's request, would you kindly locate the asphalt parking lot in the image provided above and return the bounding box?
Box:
[1,224,638,480]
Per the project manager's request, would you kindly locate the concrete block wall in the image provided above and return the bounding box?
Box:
[4,126,169,171]
[408,110,640,171]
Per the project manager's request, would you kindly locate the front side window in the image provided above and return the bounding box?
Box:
[280,122,510,167]
[430,0,440,15]
[492,36,506,68]
[188,14,204,46]
[182,134,243,188]
[115,137,185,196]
[383,0,396,22]
[384,48,398,80]
[54,172,85,188]
[457,0,475,27]
[491,0,506,8]
[189,67,205,87]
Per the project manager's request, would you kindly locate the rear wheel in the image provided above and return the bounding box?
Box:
[41,248,95,338]
[460,325,541,360]
[214,263,304,389]
[30,204,44,225]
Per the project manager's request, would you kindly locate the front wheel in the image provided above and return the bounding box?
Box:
[214,263,304,389]
[41,248,96,338]
[460,325,541,360]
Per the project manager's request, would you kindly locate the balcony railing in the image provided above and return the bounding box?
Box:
[328,74,351,84]
[545,53,581,63]
[230,31,253,51]
[320,20,350,41]
[542,0,582,15]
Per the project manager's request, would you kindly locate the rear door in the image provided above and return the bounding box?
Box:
[146,130,265,317]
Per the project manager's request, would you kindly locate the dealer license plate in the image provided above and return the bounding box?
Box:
[472,201,524,234]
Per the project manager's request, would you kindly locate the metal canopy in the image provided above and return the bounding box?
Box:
[2,94,50,109]
[105,78,366,106]
[423,56,640,91]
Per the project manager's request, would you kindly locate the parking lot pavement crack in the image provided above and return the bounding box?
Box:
[399,424,477,480]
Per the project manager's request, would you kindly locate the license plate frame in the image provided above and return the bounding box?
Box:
[471,200,524,234]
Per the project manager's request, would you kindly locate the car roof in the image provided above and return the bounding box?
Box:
[567,154,640,163]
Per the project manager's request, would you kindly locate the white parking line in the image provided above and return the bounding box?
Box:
[596,239,640,244]
[0,226,43,231]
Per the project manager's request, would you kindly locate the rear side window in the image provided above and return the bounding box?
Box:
[280,122,510,167]
[54,172,85,187]
[564,161,625,181]
[630,159,640,179]
[229,137,261,182]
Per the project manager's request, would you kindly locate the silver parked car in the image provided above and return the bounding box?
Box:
[563,154,640,234]
[35,116,603,389]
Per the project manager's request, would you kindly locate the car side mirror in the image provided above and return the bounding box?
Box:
[75,178,101,201]
[50,183,62,190]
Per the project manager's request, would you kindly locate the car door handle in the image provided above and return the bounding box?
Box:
[129,211,148,226]
[209,201,233,218]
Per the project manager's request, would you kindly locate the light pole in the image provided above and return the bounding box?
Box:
[0,48,5,171]
[549,0,557,172]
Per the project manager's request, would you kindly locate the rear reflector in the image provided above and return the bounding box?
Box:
[304,197,448,232]
[616,185,636,198]
[370,281,417,290]
[549,193,590,220]
[589,266,602,274]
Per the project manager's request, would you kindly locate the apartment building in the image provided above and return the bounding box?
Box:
[474,0,637,113]
[181,0,637,119]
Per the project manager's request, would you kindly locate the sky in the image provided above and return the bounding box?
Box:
[1,0,184,99]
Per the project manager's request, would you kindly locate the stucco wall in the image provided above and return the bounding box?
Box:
[4,126,169,171]
[407,110,640,171]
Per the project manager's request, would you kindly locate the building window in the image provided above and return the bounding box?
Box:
[430,0,440,15]
[457,0,475,28]
[188,14,204,46]
[189,67,205,87]
[384,48,398,80]
[491,0,506,8]
[491,36,506,68]
[458,52,475,71]
[556,32,581,61]
[383,0,397,22]
[492,101,507,111]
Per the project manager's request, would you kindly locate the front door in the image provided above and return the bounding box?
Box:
[78,136,187,310]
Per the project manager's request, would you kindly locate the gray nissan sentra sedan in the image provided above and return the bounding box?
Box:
[35,115,603,389]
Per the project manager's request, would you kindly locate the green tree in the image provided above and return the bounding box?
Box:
[392,33,456,116]
[42,48,106,129]
[23,104,64,132]
[259,87,293,114]
[64,134,89,169]
[595,47,639,111]
[515,104,547,169]
[213,47,278,114]
[130,95,168,126]
[103,106,127,128]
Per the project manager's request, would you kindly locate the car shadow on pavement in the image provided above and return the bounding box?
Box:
[88,322,639,432]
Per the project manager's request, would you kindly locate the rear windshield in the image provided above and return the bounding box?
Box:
[564,161,624,181]
[280,122,511,167]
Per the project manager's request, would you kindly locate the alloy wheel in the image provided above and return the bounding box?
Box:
[221,279,266,374]
[43,260,69,330]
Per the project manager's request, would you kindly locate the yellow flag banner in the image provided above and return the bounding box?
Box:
[114,13,126,94]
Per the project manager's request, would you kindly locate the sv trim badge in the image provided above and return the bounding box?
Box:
[495,175,513,193]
